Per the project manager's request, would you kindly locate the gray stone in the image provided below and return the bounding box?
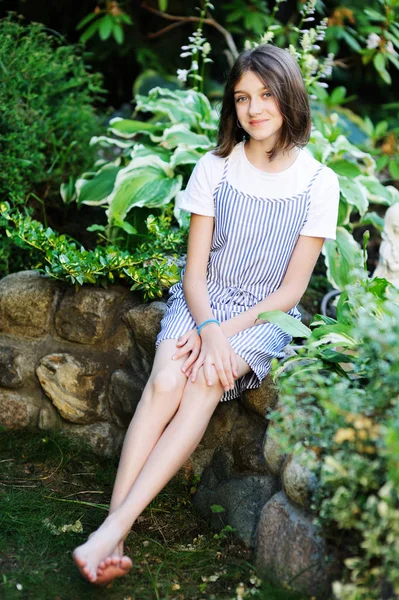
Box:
[255,491,335,599]
[188,400,240,476]
[55,286,129,345]
[108,369,143,428]
[0,346,23,388]
[123,301,167,366]
[38,399,62,430]
[61,421,124,457]
[0,391,39,429]
[194,470,279,548]
[241,373,278,418]
[0,271,59,338]
[282,455,318,509]
[263,426,287,476]
[231,410,269,475]
[36,353,108,423]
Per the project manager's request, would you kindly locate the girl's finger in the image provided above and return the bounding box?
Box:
[231,353,239,379]
[181,346,200,373]
[172,345,190,360]
[203,360,215,387]
[215,360,230,392]
[190,354,204,383]
[176,334,189,347]
[222,358,234,390]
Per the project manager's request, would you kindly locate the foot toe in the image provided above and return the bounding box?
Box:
[120,556,133,570]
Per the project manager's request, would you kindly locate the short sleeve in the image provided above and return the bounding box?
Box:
[179,152,218,217]
[300,167,340,240]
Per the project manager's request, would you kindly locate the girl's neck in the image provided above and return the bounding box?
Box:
[244,140,300,174]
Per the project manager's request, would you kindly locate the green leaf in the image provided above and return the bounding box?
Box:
[329,159,362,178]
[99,15,113,40]
[359,211,384,231]
[170,147,202,168]
[77,164,121,205]
[113,218,137,235]
[112,23,124,44]
[79,20,101,43]
[158,0,168,9]
[108,118,163,139]
[330,86,347,105]
[161,124,213,150]
[374,53,391,84]
[86,224,106,232]
[357,175,395,205]
[310,314,338,327]
[364,8,386,21]
[210,504,225,513]
[388,159,399,180]
[341,30,362,52]
[338,176,368,215]
[323,227,364,290]
[76,12,100,31]
[107,156,182,223]
[257,311,312,338]
[308,322,357,347]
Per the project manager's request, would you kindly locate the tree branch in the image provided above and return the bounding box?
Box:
[140,2,239,61]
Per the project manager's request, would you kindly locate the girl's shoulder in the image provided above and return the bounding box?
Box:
[193,143,241,188]
[300,149,338,185]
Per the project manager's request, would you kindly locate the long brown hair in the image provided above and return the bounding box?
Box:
[214,45,312,161]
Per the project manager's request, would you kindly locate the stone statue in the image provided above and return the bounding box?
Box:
[373,203,399,288]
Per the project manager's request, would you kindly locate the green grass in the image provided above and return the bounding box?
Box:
[0,430,307,600]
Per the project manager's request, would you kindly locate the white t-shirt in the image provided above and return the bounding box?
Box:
[180,141,340,240]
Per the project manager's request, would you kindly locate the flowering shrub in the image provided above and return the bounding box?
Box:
[268,278,399,599]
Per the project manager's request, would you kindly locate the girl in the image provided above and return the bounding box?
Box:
[73,44,339,584]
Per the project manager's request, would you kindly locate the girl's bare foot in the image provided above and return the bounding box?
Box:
[95,542,132,586]
[72,516,125,583]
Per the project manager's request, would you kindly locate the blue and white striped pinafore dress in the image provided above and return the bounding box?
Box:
[156,152,325,402]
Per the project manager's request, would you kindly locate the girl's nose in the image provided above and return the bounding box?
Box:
[249,99,263,115]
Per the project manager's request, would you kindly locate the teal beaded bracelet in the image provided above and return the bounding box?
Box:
[197,318,220,336]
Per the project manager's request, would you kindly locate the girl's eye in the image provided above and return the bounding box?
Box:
[263,92,272,98]
[235,96,247,103]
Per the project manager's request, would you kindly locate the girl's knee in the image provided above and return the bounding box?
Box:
[149,368,185,397]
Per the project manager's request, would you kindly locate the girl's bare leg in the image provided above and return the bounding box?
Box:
[73,356,250,583]
[74,340,188,584]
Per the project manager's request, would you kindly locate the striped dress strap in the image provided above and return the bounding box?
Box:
[213,156,230,199]
[305,164,325,195]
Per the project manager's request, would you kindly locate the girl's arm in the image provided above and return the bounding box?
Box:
[176,213,238,392]
[220,235,325,338]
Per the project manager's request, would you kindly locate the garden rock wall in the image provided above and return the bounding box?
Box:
[0,271,336,598]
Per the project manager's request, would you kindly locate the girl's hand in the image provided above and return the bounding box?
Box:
[172,329,201,376]
[189,325,239,392]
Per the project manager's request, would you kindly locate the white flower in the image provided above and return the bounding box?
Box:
[386,40,397,55]
[177,69,189,82]
[301,31,311,52]
[202,42,211,55]
[261,31,274,44]
[191,60,199,71]
[367,33,381,49]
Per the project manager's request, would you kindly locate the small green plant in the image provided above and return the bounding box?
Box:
[1,201,184,300]
[77,1,133,45]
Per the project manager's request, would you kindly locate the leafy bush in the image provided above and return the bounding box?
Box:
[0,14,104,205]
[62,87,218,245]
[0,201,185,300]
[265,276,399,599]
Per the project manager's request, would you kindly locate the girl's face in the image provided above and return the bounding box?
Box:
[233,70,283,147]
